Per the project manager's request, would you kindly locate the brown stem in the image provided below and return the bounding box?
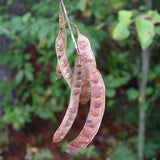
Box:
[60,0,79,54]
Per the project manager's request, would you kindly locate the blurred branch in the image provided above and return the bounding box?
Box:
[148,92,160,103]
[138,1,152,159]
[149,35,159,52]
[107,36,121,53]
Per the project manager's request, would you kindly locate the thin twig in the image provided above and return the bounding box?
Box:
[60,0,79,54]
[149,35,159,52]
[148,92,160,103]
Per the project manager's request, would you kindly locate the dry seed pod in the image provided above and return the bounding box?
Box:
[55,3,69,81]
[55,65,62,80]
[79,59,90,104]
[65,28,105,153]
[76,28,96,104]
[53,55,82,142]
[66,65,105,154]
[55,30,73,88]
[76,28,96,67]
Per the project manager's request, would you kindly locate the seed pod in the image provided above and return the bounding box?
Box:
[66,65,105,154]
[76,28,96,104]
[53,55,82,142]
[55,3,69,81]
[79,59,90,104]
[66,28,105,154]
[55,65,62,80]
[76,29,96,67]
[55,30,73,88]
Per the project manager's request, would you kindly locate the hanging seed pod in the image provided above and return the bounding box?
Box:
[76,28,96,67]
[55,3,70,82]
[55,29,73,88]
[76,28,96,104]
[66,28,105,154]
[79,60,90,104]
[66,66,105,154]
[53,55,82,142]
[55,65,62,80]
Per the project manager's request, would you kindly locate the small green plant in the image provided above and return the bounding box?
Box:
[25,146,54,160]
[0,131,9,160]
[107,141,137,160]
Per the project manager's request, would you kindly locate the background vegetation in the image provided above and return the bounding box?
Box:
[0,0,160,159]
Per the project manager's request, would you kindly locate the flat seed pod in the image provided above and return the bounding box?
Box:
[76,28,96,67]
[55,3,69,81]
[66,65,105,154]
[55,30,73,88]
[66,28,105,154]
[76,28,96,104]
[79,59,90,104]
[55,65,62,80]
[53,55,82,142]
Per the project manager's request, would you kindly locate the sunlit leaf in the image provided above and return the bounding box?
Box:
[118,10,133,22]
[150,11,160,24]
[78,0,87,12]
[135,17,155,49]
[22,12,31,23]
[113,21,131,40]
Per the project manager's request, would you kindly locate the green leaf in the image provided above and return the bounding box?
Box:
[25,71,33,81]
[146,87,153,96]
[15,70,24,84]
[11,17,23,33]
[150,11,160,23]
[106,88,116,98]
[38,38,47,49]
[107,100,114,107]
[113,21,131,40]
[155,26,160,35]
[22,12,31,23]
[38,25,50,40]
[118,10,132,22]
[78,0,87,12]
[126,88,139,101]
[105,75,130,88]
[135,17,155,49]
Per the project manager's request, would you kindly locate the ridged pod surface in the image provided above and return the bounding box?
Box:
[55,30,73,88]
[76,28,96,104]
[66,64,105,153]
[53,55,82,142]
[55,65,62,80]
[79,59,90,104]
[66,29,105,154]
[55,3,71,82]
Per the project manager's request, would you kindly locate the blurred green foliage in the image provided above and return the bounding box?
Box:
[0,0,160,159]
[61,141,99,160]
[25,146,55,160]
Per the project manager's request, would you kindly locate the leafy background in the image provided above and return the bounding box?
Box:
[0,0,160,159]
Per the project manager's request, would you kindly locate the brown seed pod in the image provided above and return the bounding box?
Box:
[55,65,62,80]
[65,28,105,154]
[53,55,82,143]
[55,29,73,88]
[76,29,96,67]
[79,59,90,104]
[76,28,96,104]
[66,65,105,154]
[55,3,69,81]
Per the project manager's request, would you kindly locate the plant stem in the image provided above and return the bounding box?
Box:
[138,1,152,159]
[60,0,79,53]
[138,48,149,160]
